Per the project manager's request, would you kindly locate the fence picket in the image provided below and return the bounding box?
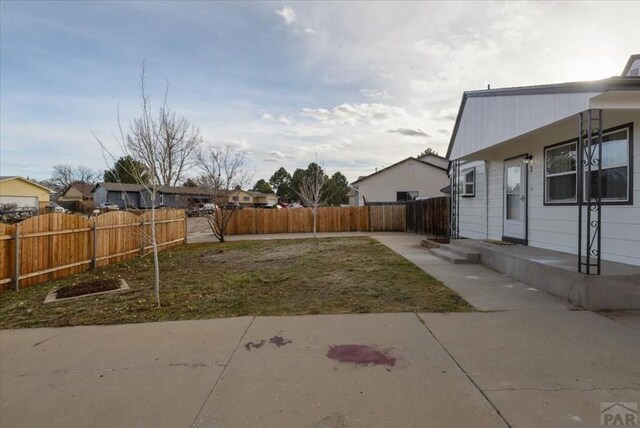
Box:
[0,209,187,291]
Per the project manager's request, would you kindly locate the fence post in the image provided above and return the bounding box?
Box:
[92,220,98,270]
[183,212,188,244]
[140,217,145,255]
[13,228,20,291]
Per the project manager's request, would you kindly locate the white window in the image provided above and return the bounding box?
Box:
[544,124,632,205]
[545,141,577,204]
[583,127,630,203]
[460,168,475,197]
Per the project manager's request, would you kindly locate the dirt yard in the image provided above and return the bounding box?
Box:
[0,237,472,329]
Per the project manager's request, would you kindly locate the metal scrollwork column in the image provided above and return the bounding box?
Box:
[450,159,460,240]
[578,109,602,275]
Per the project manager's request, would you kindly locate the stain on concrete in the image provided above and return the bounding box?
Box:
[269,335,292,347]
[314,411,347,428]
[326,345,396,367]
[244,340,266,351]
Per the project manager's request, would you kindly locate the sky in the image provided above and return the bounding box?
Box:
[1,1,639,184]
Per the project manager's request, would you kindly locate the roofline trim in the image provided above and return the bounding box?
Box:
[445,76,640,160]
[350,157,447,186]
[0,176,54,193]
[621,54,640,76]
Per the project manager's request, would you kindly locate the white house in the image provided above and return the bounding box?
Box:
[447,54,640,268]
[351,154,449,206]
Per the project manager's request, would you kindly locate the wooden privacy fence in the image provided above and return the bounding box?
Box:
[405,197,449,237]
[0,209,186,291]
[224,205,406,235]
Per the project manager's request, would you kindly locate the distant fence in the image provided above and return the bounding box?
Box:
[0,209,186,291]
[224,205,406,235]
[405,197,449,237]
[57,200,94,213]
[406,196,449,237]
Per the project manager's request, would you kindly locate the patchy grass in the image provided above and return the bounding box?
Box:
[0,237,472,329]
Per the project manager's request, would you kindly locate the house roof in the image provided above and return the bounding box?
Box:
[351,157,447,186]
[61,182,94,198]
[621,54,640,76]
[93,182,212,196]
[246,190,275,198]
[0,176,54,193]
[445,75,640,159]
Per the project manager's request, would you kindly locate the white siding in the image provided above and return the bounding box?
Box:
[459,110,640,266]
[458,161,488,239]
[356,159,448,204]
[451,92,600,159]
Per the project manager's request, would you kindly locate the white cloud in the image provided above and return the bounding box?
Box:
[360,88,390,99]
[302,103,416,126]
[276,7,296,26]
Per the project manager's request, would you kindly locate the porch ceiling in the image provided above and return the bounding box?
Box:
[589,90,640,109]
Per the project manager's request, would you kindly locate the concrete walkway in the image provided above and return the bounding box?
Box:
[2,232,639,427]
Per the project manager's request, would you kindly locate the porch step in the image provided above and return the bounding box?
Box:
[444,243,481,263]
[429,244,480,264]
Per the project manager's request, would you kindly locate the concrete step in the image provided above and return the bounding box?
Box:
[429,248,470,264]
[444,243,481,263]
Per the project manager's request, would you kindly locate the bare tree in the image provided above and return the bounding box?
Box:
[296,162,328,238]
[195,144,252,243]
[47,164,100,191]
[94,62,200,307]
[126,76,202,186]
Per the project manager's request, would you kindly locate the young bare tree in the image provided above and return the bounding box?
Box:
[296,162,328,238]
[195,144,252,243]
[95,62,201,307]
[126,77,201,186]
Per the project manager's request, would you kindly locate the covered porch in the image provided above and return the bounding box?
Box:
[435,238,640,310]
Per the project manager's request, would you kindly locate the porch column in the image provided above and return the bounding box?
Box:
[450,159,460,239]
[577,109,603,275]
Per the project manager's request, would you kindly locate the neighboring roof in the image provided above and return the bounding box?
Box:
[93,182,146,192]
[157,185,212,195]
[445,75,640,159]
[351,157,447,186]
[0,176,53,193]
[246,190,275,198]
[621,54,640,76]
[61,182,94,198]
[93,182,212,195]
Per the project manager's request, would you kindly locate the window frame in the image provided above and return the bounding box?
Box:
[543,122,634,207]
[396,191,419,202]
[544,139,578,205]
[582,125,632,204]
[460,167,476,197]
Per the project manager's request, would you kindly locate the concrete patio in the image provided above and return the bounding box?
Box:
[1,232,639,427]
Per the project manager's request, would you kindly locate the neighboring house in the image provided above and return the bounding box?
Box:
[350,155,449,206]
[92,183,213,209]
[57,182,94,212]
[227,189,254,206]
[347,188,357,206]
[58,182,94,202]
[447,54,640,267]
[0,176,52,211]
[246,191,278,207]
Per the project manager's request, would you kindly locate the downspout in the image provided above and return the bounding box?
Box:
[485,161,489,239]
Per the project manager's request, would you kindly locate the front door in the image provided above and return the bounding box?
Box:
[503,157,527,243]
